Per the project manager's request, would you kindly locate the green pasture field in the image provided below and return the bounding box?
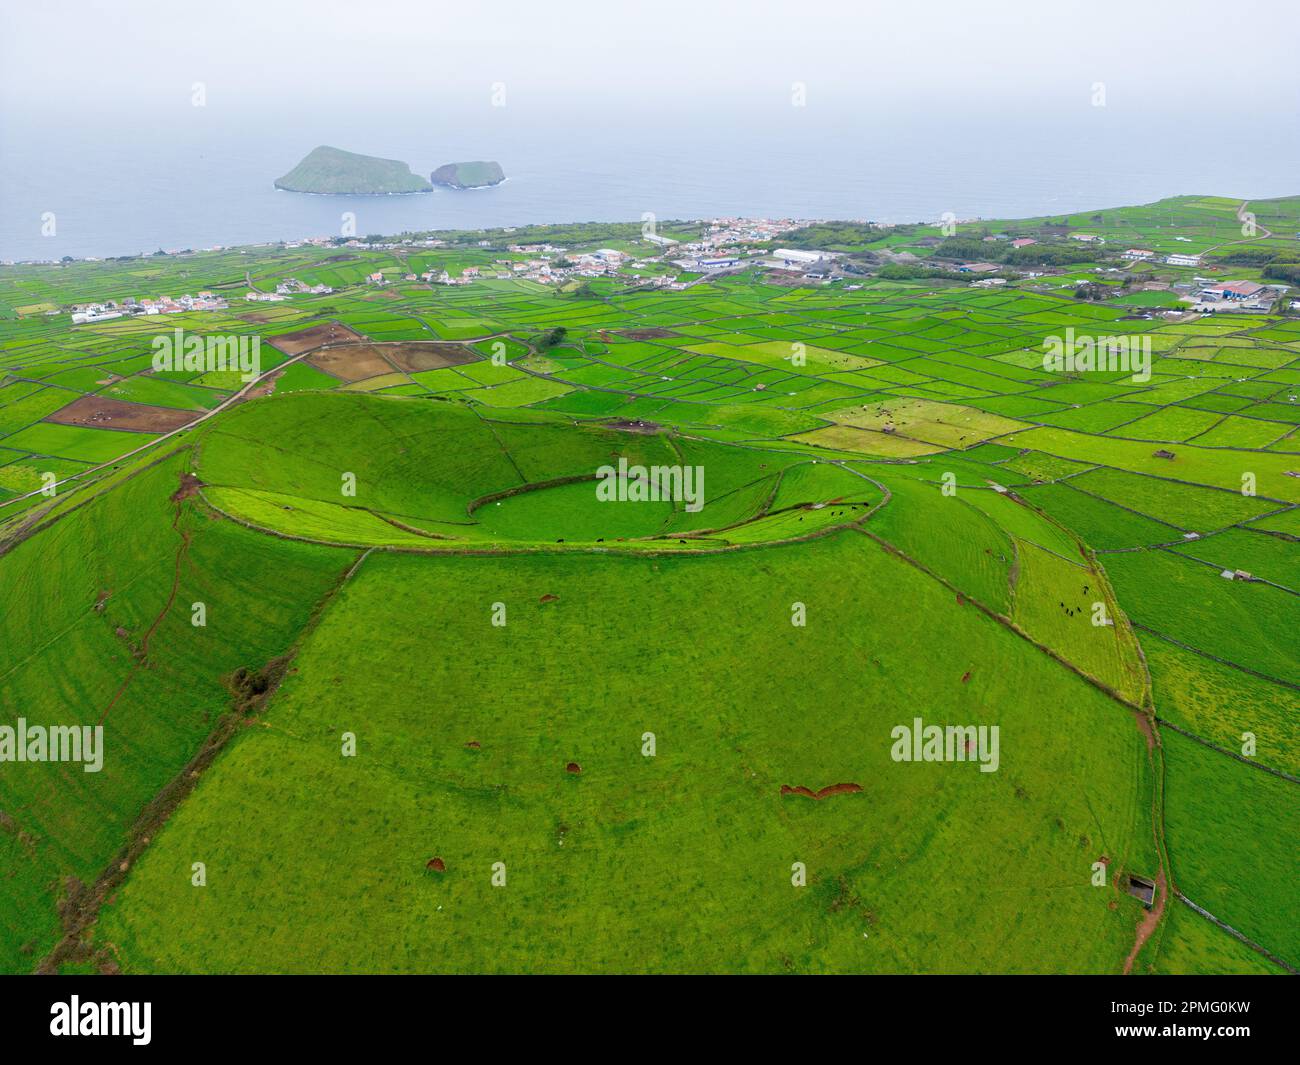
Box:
[1105,548,1300,686]
[94,539,1155,974]
[2,422,159,463]
[1142,637,1299,778]
[1,192,1296,975]
[0,449,350,972]
[1146,899,1281,976]
[1162,730,1298,962]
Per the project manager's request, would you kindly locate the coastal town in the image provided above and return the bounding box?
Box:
[49,209,1291,328]
[347,211,1262,318]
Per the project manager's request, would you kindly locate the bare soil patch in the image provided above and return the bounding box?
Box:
[615,327,679,340]
[768,270,813,286]
[1123,868,1167,974]
[244,368,285,400]
[267,322,367,356]
[604,418,663,434]
[780,782,863,800]
[171,471,205,503]
[306,344,402,382]
[378,341,480,373]
[1134,709,1156,752]
[45,396,197,434]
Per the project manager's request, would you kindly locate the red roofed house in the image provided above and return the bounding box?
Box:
[1217,281,1265,300]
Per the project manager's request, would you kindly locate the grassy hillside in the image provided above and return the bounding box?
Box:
[94,537,1153,973]
[195,392,875,549]
[0,449,351,971]
[275,145,432,194]
[1,193,1297,974]
[431,161,505,189]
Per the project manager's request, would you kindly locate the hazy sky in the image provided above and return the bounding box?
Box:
[4,0,1298,122]
[3,0,1298,260]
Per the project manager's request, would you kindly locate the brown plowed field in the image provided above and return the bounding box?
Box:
[307,341,481,382]
[45,396,198,433]
[379,342,480,373]
[267,322,367,355]
[615,328,679,340]
[306,345,400,382]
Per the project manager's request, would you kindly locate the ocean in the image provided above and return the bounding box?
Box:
[3,96,1297,262]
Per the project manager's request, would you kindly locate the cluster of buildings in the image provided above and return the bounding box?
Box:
[71,292,227,324]
[697,217,802,248]
[569,248,633,275]
[419,267,476,285]
[233,216,1290,305]
[70,302,126,323]
[268,216,1296,309]
[507,242,563,255]
[69,276,335,322]
[358,247,620,288]
[396,245,675,287]
[1203,280,1268,300]
[493,222,831,287]
[1190,279,1283,312]
[674,252,744,273]
[749,246,839,279]
[275,278,333,295]
[663,218,807,276]
[326,236,449,252]
[70,304,125,324]
[321,218,822,291]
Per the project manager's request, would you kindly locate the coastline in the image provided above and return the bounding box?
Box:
[0,187,1277,267]
[430,176,509,192]
[272,184,433,196]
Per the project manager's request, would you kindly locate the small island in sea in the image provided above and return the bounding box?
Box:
[431,160,506,189]
[274,145,432,194]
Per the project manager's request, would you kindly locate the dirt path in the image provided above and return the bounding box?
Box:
[1122,656,1172,975]
[1123,867,1167,974]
